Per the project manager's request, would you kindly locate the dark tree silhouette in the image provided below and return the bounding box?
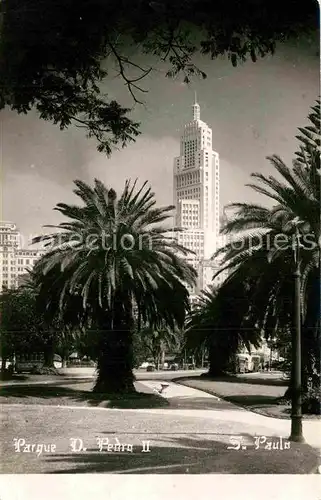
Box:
[0,0,318,155]
[33,179,196,393]
[211,103,320,410]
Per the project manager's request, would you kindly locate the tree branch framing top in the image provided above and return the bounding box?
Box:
[0,0,318,156]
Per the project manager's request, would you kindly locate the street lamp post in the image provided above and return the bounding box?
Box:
[269,341,273,371]
[289,225,304,442]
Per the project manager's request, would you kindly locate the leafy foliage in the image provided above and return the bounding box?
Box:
[0,286,68,365]
[295,99,320,168]
[0,0,317,154]
[0,288,41,360]
[138,326,180,368]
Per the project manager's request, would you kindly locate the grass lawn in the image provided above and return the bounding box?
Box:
[1,398,319,474]
[175,374,319,420]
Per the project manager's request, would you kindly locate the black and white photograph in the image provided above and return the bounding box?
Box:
[0,0,320,496]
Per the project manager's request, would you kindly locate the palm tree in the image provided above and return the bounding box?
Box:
[185,280,261,376]
[33,179,197,393]
[295,99,320,169]
[212,104,320,401]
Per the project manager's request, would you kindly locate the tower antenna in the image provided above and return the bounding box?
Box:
[192,91,200,120]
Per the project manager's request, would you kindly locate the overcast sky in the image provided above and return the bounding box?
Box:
[1,32,319,245]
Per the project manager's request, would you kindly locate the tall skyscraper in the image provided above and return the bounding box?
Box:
[173,97,225,302]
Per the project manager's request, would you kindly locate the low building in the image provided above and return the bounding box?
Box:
[16,248,45,281]
[0,221,44,292]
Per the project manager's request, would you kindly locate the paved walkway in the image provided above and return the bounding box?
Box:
[141,379,221,399]
[141,380,321,451]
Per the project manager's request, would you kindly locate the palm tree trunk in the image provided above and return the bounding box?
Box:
[208,345,229,377]
[93,301,135,394]
[93,327,135,393]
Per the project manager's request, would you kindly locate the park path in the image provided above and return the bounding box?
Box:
[140,379,321,451]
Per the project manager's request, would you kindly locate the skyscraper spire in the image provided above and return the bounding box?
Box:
[192,92,200,120]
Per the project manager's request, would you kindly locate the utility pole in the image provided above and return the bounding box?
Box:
[269,342,273,371]
[289,224,304,442]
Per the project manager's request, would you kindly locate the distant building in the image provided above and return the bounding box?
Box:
[16,248,45,280]
[0,221,44,292]
[0,222,20,291]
